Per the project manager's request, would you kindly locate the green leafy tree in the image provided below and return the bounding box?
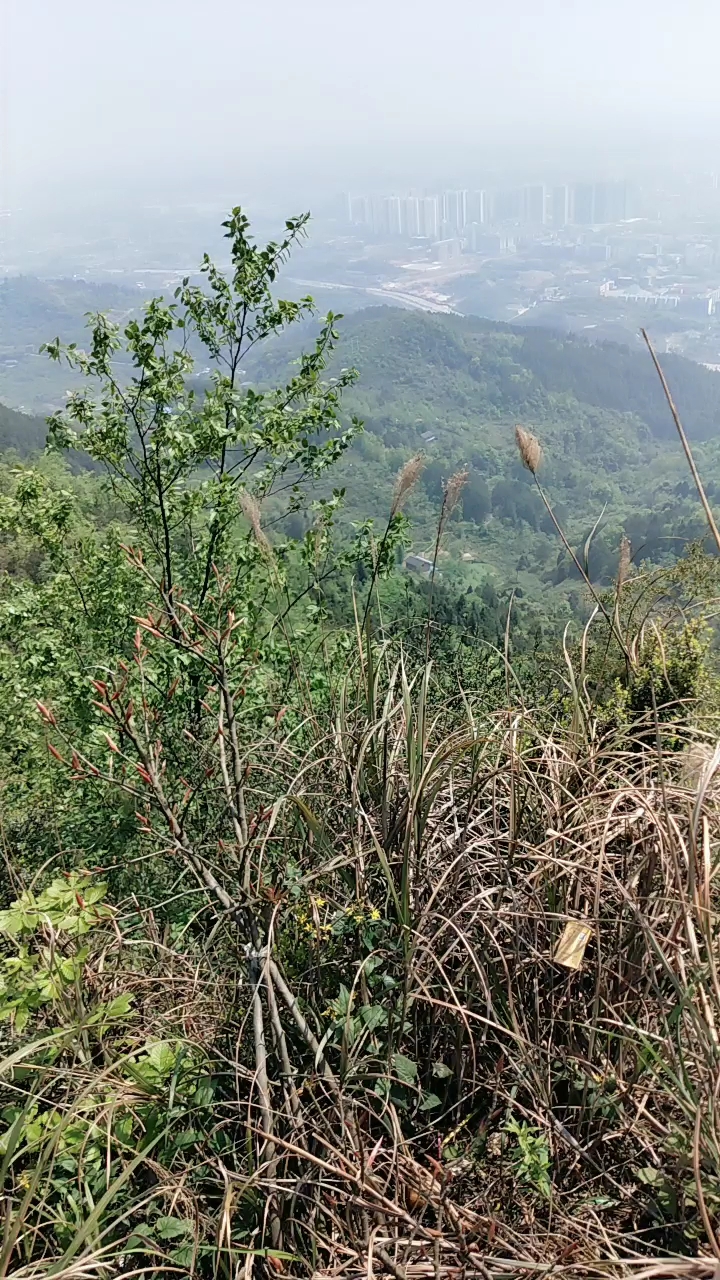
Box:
[43,209,361,613]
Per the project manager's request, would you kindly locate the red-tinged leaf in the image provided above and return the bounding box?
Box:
[71,752,82,771]
[91,679,107,695]
[134,629,143,652]
[135,811,150,827]
[125,701,134,722]
[92,700,115,718]
[47,743,66,764]
[167,678,180,698]
[136,765,152,785]
[75,892,86,909]
[275,706,288,724]
[103,733,120,754]
[88,765,99,776]
[35,701,57,726]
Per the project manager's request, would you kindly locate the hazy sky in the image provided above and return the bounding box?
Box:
[3,0,720,205]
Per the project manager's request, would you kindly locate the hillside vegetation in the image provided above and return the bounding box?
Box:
[5,274,720,606]
[240,307,720,608]
[2,211,720,1279]
[0,402,47,453]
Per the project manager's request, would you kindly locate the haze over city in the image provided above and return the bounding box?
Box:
[4,0,720,209]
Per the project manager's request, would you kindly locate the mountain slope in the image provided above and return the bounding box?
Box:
[309,309,720,604]
[0,402,47,453]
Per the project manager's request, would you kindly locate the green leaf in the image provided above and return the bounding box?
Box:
[155,1216,194,1240]
[171,1244,196,1266]
[101,992,134,1021]
[393,1053,417,1084]
[360,1005,387,1031]
[419,1092,442,1111]
[432,1061,453,1079]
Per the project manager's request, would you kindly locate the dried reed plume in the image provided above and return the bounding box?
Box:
[618,534,631,588]
[239,491,273,559]
[680,740,720,792]
[515,425,542,475]
[442,466,469,519]
[391,453,425,518]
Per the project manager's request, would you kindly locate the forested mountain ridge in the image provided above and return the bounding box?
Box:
[0,401,47,453]
[296,308,720,603]
[248,304,720,440]
[4,300,720,607]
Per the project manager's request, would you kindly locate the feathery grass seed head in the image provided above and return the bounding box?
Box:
[618,535,631,588]
[391,453,425,517]
[443,466,469,518]
[515,425,542,475]
[239,491,272,559]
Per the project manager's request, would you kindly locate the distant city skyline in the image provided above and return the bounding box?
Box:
[346,181,629,239]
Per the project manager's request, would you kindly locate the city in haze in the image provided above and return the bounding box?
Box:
[4,1,720,407]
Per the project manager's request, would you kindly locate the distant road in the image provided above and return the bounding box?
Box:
[286,278,462,316]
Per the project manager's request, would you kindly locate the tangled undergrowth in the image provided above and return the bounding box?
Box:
[4,601,720,1280]
[2,208,720,1280]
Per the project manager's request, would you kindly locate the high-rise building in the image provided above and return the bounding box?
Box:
[522,185,548,225]
[491,188,524,222]
[592,181,628,223]
[383,196,404,236]
[456,189,469,229]
[549,185,570,228]
[567,181,628,226]
[441,190,469,232]
[467,190,489,225]
[347,195,372,226]
[369,197,387,234]
[570,183,595,225]
[404,195,422,237]
[421,195,440,239]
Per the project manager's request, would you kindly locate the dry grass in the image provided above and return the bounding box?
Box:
[4,358,720,1278]
[7,619,719,1279]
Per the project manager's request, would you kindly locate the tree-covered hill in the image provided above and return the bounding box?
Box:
[0,401,47,453]
[293,308,720,608]
[5,294,720,610]
[0,276,141,411]
[330,307,720,438]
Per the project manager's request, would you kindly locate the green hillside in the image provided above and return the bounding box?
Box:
[4,293,720,611]
[0,276,141,411]
[287,308,720,607]
[0,401,47,453]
